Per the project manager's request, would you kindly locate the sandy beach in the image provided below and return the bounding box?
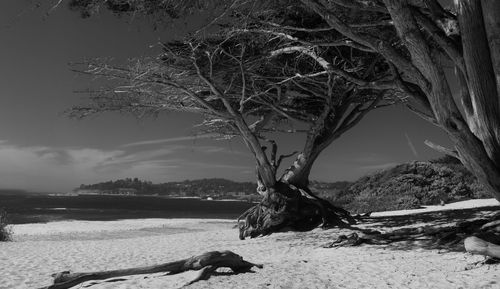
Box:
[1,199,499,289]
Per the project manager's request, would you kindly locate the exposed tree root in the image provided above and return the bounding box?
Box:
[238,183,355,240]
[323,212,500,259]
[39,251,262,289]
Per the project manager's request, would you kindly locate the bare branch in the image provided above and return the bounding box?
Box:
[270,46,396,90]
[277,151,299,169]
[424,140,459,158]
[270,46,332,71]
[335,93,384,136]
[263,21,335,32]
[248,112,275,133]
[233,28,373,52]
[329,0,388,13]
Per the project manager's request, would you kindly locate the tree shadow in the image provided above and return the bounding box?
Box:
[362,206,499,230]
[323,205,500,253]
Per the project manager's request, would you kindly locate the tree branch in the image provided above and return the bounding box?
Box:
[424,140,459,158]
[301,0,429,89]
[329,0,388,13]
[335,93,384,136]
[412,8,465,72]
[270,46,396,90]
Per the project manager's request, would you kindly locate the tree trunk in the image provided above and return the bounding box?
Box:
[237,106,360,239]
[280,152,316,189]
[238,178,354,240]
[451,0,500,201]
[238,147,356,240]
[453,135,500,201]
[457,0,500,167]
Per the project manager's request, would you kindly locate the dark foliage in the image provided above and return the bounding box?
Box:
[313,158,489,214]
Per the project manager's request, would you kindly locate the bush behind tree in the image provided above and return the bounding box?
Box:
[314,158,490,214]
[0,208,12,242]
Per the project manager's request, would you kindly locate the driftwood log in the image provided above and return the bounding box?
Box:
[39,251,262,289]
[464,236,500,259]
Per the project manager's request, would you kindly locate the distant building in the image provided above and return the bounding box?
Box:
[76,189,100,195]
[116,188,137,195]
[228,191,247,197]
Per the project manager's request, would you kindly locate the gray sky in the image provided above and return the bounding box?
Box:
[0,1,453,192]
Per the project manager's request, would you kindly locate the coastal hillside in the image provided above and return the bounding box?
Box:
[315,156,490,214]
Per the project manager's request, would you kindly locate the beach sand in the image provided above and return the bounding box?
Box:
[1,199,499,289]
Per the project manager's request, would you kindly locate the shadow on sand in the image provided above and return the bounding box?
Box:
[336,205,500,252]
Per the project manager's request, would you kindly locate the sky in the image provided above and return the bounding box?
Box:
[0,1,453,192]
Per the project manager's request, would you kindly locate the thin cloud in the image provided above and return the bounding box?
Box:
[0,141,190,190]
[190,145,247,155]
[121,133,219,147]
[97,147,177,168]
[0,140,254,191]
[0,142,125,191]
[183,161,252,170]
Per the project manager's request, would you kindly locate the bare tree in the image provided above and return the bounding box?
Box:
[67,13,396,237]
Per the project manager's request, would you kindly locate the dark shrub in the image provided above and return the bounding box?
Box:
[0,208,12,241]
[320,156,490,213]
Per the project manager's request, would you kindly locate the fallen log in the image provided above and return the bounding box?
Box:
[39,250,263,289]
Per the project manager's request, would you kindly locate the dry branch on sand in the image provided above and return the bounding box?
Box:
[39,251,262,289]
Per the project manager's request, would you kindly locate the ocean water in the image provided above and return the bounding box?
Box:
[0,194,255,224]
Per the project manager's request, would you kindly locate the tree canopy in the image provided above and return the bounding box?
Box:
[67,1,396,187]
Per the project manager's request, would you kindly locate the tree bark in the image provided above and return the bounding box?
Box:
[480,0,500,96]
[457,0,500,167]
[451,0,500,201]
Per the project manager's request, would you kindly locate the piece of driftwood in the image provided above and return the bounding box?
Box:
[39,250,263,289]
[464,236,500,259]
